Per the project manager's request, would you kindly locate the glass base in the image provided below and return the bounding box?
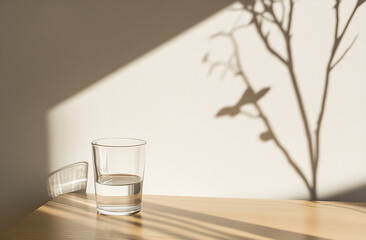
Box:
[97,204,141,216]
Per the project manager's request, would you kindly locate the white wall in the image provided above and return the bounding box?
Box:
[1,0,364,232]
[47,1,366,200]
[0,0,230,231]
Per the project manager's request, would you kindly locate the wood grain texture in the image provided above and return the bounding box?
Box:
[1,193,365,239]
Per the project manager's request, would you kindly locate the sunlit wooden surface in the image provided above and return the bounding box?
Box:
[1,193,365,240]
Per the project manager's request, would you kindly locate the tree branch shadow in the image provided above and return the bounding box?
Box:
[206,0,365,200]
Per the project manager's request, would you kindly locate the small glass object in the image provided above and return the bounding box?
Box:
[92,138,146,215]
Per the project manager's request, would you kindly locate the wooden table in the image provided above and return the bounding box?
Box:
[1,193,365,240]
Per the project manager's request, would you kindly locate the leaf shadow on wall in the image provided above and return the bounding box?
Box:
[0,0,233,231]
[206,0,365,201]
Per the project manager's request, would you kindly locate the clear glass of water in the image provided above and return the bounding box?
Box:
[91,138,146,215]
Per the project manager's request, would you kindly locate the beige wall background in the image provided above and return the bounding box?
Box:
[48,0,366,201]
[0,0,230,231]
[1,0,365,231]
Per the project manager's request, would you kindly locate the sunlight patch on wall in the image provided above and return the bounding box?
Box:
[47,1,366,199]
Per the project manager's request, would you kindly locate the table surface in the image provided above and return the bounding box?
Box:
[1,194,366,240]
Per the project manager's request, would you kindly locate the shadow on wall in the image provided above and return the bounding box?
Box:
[322,183,366,202]
[47,162,88,198]
[0,0,232,231]
[206,0,365,200]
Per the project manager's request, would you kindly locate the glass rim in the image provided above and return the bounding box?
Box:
[91,138,147,148]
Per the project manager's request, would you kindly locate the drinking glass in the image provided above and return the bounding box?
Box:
[92,138,146,215]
